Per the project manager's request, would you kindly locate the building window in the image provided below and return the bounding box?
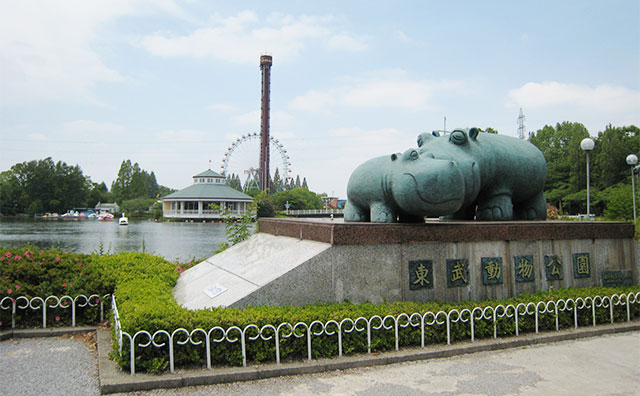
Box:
[184,201,198,211]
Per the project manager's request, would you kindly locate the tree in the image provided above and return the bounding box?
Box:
[227,173,242,192]
[484,127,499,134]
[272,188,323,211]
[600,183,635,220]
[529,122,591,213]
[302,177,309,190]
[294,175,301,189]
[0,158,90,214]
[270,168,283,194]
[254,191,276,217]
[120,198,157,218]
[111,160,133,203]
[111,160,162,202]
[592,125,640,189]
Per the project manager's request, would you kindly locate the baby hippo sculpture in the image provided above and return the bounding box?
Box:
[344,128,547,222]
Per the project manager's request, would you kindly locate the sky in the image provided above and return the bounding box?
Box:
[1,1,639,199]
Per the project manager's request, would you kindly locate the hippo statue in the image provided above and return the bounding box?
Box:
[344,128,547,222]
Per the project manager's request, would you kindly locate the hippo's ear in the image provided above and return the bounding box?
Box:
[417,132,433,147]
[432,130,440,137]
[469,127,480,140]
[391,153,399,161]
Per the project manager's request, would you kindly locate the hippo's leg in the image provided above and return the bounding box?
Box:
[514,192,547,220]
[370,202,397,223]
[476,194,513,221]
[344,201,370,222]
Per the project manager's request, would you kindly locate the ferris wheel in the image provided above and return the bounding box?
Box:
[220,132,292,189]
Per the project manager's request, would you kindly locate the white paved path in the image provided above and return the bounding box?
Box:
[110,331,640,396]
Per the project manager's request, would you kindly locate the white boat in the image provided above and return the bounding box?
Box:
[118,213,129,226]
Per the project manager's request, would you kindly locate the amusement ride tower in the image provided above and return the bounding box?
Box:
[259,54,273,192]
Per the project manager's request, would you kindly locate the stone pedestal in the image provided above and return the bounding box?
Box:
[173,219,637,310]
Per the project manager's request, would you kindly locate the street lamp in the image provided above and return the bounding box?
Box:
[580,138,595,219]
[626,154,638,223]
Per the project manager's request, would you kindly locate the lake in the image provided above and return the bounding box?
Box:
[0,218,233,262]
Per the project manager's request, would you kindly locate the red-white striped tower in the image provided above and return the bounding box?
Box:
[259,54,273,192]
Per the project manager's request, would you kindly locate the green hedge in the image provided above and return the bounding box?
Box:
[1,247,639,373]
[116,286,640,372]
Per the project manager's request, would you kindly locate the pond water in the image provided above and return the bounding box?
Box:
[0,218,232,262]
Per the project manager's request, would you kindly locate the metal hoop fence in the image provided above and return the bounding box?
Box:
[112,291,640,375]
[1,294,110,329]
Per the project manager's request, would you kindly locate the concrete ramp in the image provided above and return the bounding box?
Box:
[173,233,331,310]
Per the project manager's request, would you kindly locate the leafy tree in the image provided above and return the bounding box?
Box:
[130,163,148,198]
[272,188,323,211]
[270,168,284,194]
[210,202,256,252]
[529,122,591,213]
[120,198,157,218]
[294,175,301,189]
[111,160,161,202]
[111,160,133,202]
[0,158,89,214]
[484,127,499,134]
[254,191,276,217]
[592,125,640,189]
[87,182,111,208]
[227,173,242,192]
[302,177,309,190]
[600,183,635,220]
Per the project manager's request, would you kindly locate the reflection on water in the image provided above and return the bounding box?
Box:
[0,218,232,262]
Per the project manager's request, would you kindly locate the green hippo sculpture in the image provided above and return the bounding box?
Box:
[344,127,547,222]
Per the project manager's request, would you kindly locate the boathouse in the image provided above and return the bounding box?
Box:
[162,170,253,220]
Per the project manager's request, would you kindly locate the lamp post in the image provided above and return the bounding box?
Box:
[580,138,595,219]
[626,154,638,223]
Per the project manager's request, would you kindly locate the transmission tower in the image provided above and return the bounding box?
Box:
[517,108,526,139]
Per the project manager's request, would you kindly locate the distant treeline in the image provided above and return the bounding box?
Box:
[0,158,174,215]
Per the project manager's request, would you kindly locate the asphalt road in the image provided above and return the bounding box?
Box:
[1,331,639,396]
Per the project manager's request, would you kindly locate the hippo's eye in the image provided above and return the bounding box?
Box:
[449,130,468,145]
[409,150,419,160]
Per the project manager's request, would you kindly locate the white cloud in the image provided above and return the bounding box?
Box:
[140,11,366,63]
[290,71,465,113]
[507,82,640,112]
[0,2,124,105]
[0,0,189,105]
[507,81,640,133]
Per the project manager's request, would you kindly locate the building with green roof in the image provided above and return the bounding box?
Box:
[162,170,253,219]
